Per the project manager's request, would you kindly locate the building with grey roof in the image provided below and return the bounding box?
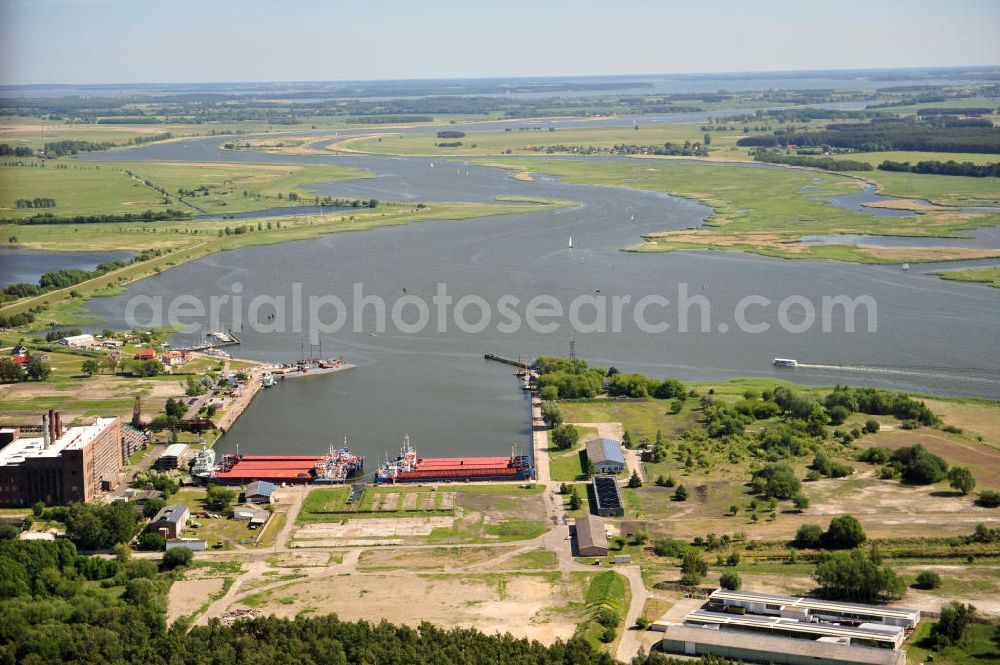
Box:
[585,438,626,474]
[574,514,608,556]
[148,504,189,539]
[708,590,920,629]
[655,623,906,665]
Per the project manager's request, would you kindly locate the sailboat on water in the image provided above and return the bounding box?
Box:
[568,236,574,249]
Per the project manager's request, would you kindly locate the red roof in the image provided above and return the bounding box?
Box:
[137,347,156,359]
[13,356,28,364]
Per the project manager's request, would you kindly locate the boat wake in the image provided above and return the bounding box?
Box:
[795,363,998,384]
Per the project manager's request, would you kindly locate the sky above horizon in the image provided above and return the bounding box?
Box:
[1,0,998,86]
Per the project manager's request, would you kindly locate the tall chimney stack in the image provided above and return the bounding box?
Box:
[47,409,56,444]
[42,413,50,449]
[53,411,62,439]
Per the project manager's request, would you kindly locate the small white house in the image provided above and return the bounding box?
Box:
[232,508,256,521]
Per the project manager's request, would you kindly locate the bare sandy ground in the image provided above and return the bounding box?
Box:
[168,577,225,622]
[232,571,582,643]
[293,516,455,543]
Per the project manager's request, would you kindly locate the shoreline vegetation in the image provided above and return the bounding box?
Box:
[473,157,1000,266]
[931,266,1000,288]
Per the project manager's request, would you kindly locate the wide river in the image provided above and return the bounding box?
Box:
[78,115,1000,464]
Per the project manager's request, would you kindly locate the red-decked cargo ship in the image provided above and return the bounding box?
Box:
[212,441,363,484]
[374,435,532,484]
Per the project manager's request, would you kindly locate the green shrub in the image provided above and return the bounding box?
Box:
[975,489,1000,508]
[915,571,941,589]
[719,571,742,591]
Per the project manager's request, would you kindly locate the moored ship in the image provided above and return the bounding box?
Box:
[374,435,532,484]
[211,440,363,484]
[190,443,217,477]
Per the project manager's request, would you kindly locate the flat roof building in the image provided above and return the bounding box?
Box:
[684,610,906,649]
[655,623,906,665]
[585,438,626,474]
[0,413,122,506]
[592,475,624,517]
[575,514,608,556]
[708,590,920,629]
[155,443,190,470]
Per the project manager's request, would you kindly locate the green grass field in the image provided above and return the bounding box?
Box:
[0,115,512,150]
[0,159,371,219]
[339,123,762,158]
[0,161,176,218]
[904,621,1000,665]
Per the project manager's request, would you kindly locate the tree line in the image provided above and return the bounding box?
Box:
[738,117,1000,154]
[752,149,873,171]
[878,159,1000,178]
[14,198,56,209]
[42,140,115,157]
[4,209,190,225]
[0,144,33,157]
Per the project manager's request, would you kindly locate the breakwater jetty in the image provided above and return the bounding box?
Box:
[484,353,533,370]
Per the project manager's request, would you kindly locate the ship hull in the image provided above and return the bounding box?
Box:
[212,454,363,484]
[376,455,533,484]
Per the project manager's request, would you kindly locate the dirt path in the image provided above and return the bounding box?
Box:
[196,558,268,625]
[616,564,652,663]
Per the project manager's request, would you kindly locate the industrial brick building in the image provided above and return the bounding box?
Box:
[0,412,123,506]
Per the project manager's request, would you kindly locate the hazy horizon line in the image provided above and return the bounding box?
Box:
[4,64,999,90]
